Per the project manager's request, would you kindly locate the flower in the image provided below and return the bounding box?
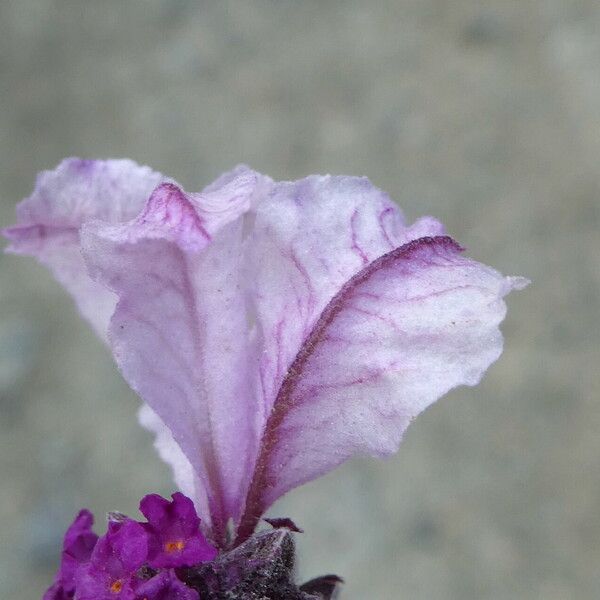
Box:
[43,510,98,600]
[134,570,199,600]
[140,492,217,568]
[74,519,148,600]
[3,159,528,548]
[42,495,214,599]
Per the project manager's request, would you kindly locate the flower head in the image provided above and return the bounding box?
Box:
[140,492,217,568]
[42,495,215,599]
[3,159,528,549]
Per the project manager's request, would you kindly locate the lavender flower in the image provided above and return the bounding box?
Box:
[74,519,148,600]
[3,158,527,597]
[40,495,213,600]
[43,510,98,600]
[140,492,217,568]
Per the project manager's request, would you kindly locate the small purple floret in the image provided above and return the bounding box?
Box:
[75,519,148,600]
[140,492,217,569]
[134,570,199,600]
[43,509,98,600]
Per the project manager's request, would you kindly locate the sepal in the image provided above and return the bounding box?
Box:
[181,529,342,599]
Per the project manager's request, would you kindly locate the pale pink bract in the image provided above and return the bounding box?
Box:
[3,158,528,547]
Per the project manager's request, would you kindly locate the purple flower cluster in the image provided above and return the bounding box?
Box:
[44,493,216,600]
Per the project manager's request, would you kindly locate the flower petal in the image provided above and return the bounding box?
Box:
[81,168,270,542]
[109,520,149,573]
[233,175,450,539]
[1,160,204,528]
[247,175,445,416]
[134,570,199,600]
[63,509,98,562]
[2,157,211,537]
[2,158,165,338]
[43,509,99,599]
[140,492,217,568]
[137,405,209,524]
[238,232,527,539]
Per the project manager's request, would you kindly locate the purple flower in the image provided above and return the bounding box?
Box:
[140,492,217,568]
[43,509,98,600]
[3,159,528,548]
[74,519,148,600]
[134,570,199,600]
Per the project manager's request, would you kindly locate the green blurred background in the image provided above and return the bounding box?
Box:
[1,2,598,598]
